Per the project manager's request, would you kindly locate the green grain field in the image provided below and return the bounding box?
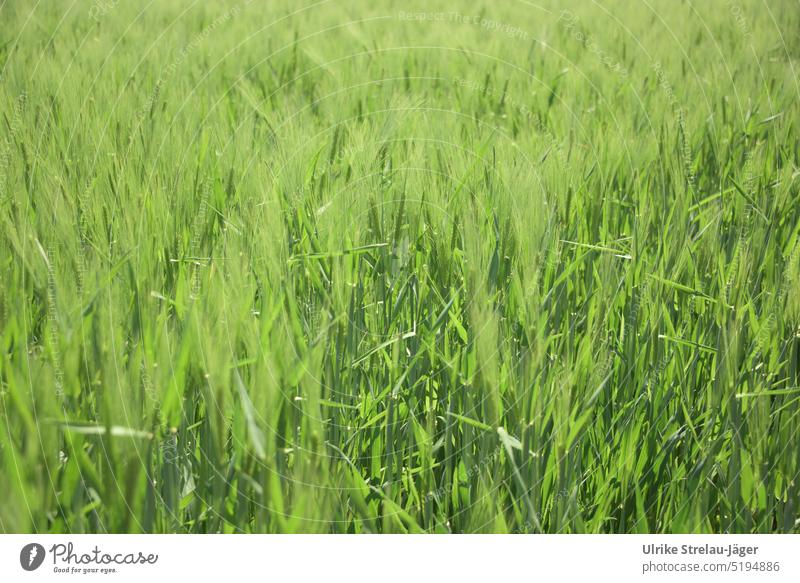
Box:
[1,0,799,534]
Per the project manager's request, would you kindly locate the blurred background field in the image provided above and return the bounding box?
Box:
[0,0,799,533]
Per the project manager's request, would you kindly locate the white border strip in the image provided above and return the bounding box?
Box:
[1,534,798,582]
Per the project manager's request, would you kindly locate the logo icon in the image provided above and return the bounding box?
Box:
[20,543,46,571]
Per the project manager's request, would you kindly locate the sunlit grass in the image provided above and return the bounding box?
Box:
[1,0,799,533]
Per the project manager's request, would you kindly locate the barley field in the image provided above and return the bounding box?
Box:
[1,0,799,534]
